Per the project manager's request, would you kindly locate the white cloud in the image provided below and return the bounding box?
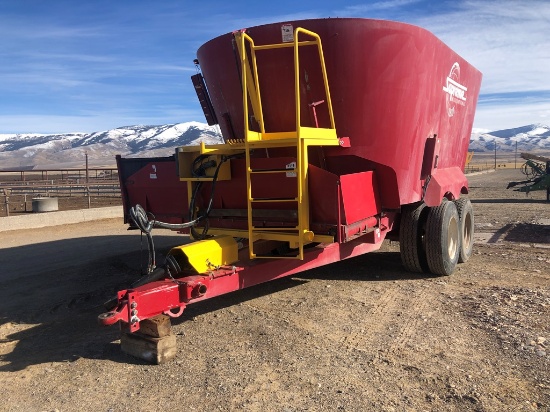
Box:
[411,0,550,95]
[474,100,550,130]
[224,11,323,32]
[336,0,423,15]
[0,106,204,134]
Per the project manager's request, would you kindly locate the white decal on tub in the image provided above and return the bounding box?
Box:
[286,161,297,177]
[150,164,157,179]
[281,24,293,43]
[443,62,468,117]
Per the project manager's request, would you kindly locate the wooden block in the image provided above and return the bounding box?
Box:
[138,315,172,338]
[120,332,177,364]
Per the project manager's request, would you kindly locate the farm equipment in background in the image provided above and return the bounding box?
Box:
[466,151,474,166]
[99,18,482,362]
[507,153,550,201]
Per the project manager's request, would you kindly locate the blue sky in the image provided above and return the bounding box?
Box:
[1,0,549,133]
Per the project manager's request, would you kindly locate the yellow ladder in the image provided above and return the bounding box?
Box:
[234,28,340,259]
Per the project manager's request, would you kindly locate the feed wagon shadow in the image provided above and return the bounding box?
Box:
[471,198,549,204]
[486,223,550,244]
[172,249,437,328]
[0,235,430,369]
[0,234,184,370]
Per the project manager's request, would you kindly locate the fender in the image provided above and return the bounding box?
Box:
[424,167,468,206]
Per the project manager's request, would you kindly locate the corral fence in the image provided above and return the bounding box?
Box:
[465,161,521,174]
[465,164,495,174]
[0,168,121,217]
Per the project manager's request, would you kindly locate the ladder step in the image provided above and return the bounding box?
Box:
[246,139,299,149]
[250,230,312,243]
[251,226,299,231]
[251,197,297,202]
[249,168,296,174]
[250,233,300,241]
[252,254,300,260]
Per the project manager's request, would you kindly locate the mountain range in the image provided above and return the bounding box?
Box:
[0,122,549,170]
[0,122,223,169]
[470,124,550,153]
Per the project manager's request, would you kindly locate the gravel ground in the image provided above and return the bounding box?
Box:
[0,168,548,412]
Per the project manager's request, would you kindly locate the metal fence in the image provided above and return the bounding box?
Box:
[2,183,120,198]
[0,181,121,217]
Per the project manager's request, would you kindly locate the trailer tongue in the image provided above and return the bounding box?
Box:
[99,18,481,362]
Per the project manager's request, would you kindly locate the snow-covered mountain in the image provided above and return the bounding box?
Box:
[470,124,550,153]
[0,122,548,170]
[0,122,223,169]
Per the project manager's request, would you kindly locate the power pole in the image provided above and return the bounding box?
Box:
[85,151,89,184]
[494,139,497,169]
[85,151,90,208]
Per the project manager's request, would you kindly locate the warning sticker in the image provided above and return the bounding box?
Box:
[286,161,296,177]
[281,24,293,43]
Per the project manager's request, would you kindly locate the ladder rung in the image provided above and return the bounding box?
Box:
[249,168,296,173]
[249,230,310,243]
[251,226,299,231]
[252,254,300,259]
[246,139,299,148]
[250,232,299,239]
[251,197,297,202]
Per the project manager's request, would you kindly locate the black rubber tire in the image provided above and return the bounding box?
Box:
[399,202,430,273]
[425,199,460,276]
[454,197,474,263]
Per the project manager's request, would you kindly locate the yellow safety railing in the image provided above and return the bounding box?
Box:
[233,27,340,259]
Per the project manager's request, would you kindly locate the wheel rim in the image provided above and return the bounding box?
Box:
[447,215,459,259]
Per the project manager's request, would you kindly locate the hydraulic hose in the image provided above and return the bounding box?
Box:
[129,204,156,273]
[128,151,245,272]
[129,204,202,274]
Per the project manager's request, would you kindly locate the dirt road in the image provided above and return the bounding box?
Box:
[0,169,548,411]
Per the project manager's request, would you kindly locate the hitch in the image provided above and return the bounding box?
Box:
[98,235,239,332]
[98,281,186,332]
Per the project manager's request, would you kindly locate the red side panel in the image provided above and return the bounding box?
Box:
[118,156,189,224]
[340,171,381,224]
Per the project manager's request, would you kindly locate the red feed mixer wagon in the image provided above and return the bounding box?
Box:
[100,18,481,358]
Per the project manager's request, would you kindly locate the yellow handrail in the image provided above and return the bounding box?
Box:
[293,27,335,136]
[235,27,336,140]
[233,27,338,260]
[236,31,265,137]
